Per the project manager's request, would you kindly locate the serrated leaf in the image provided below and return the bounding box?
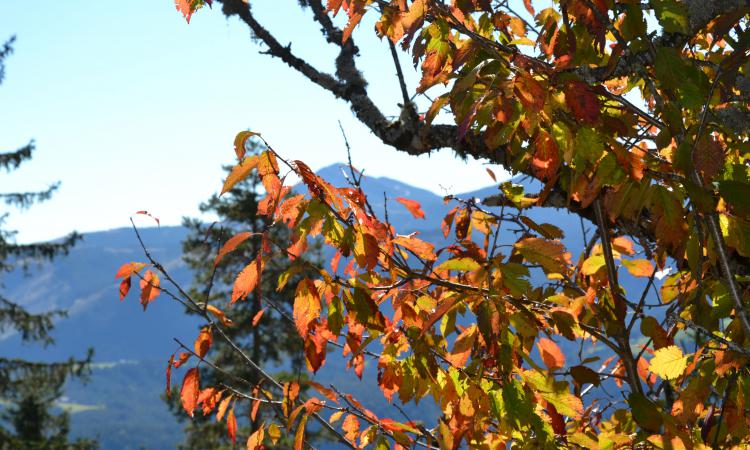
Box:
[214,231,254,267]
[293,279,321,337]
[231,259,262,304]
[515,238,571,275]
[649,345,687,380]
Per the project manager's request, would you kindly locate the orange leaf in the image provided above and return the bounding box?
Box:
[612,236,635,255]
[115,262,146,279]
[216,394,232,421]
[139,270,161,311]
[395,197,425,219]
[231,259,262,304]
[194,327,213,358]
[215,232,254,267]
[221,156,259,196]
[537,337,565,370]
[342,414,360,442]
[252,308,266,326]
[180,368,200,417]
[293,279,321,337]
[227,408,237,444]
[246,424,265,450]
[523,0,535,15]
[445,325,477,367]
[354,231,379,271]
[622,259,655,278]
[393,234,436,262]
[307,381,339,404]
[206,304,234,327]
[294,415,308,450]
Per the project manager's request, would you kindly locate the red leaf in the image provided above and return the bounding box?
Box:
[180,368,200,417]
[166,353,175,397]
[564,80,601,125]
[119,277,131,301]
[231,259,262,304]
[227,408,237,444]
[532,130,560,181]
[395,197,425,219]
[134,210,160,227]
[115,262,146,279]
[214,232,254,267]
[537,337,565,370]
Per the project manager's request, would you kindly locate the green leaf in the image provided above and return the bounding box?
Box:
[652,0,689,33]
[719,180,750,218]
[628,393,663,432]
[436,257,482,272]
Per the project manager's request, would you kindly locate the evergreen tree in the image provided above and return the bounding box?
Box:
[0,35,95,450]
[170,141,328,449]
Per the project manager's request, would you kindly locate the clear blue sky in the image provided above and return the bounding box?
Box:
[1,1,508,243]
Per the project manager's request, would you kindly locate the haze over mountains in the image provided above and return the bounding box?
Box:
[0,163,592,449]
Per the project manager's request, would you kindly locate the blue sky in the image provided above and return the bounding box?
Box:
[0,1,512,243]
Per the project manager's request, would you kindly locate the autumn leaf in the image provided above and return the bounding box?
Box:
[537,337,565,371]
[649,345,687,380]
[231,259,262,304]
[233,130,258,160]
[216,394,232,421]
[139,270,161,311]
[622,259,654,277]
[354,231,379,271]
[515,238,571,275]
[226,408,237,444]
[194,327,212,358]
[564,80,601,125]
[445,325,477,367]
[214,231,254,267]
[246,425,265,450]
[395,197,425,219]
[180,368,200,417]
[294,414,308,450]
[166,353,175,397]
[119,277,131,301]
[115,262,147,280]
[293,279,321,337]
[221,156,259,196]
[393,234,436,261]
[206,304,234,327]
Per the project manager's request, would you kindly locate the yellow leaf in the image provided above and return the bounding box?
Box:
[221,156,259,196]
[649,345,687,380]
[515,238,571,275]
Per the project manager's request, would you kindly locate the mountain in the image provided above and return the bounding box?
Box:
[0,164,644,449]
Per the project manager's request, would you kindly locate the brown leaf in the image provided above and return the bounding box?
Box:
[564,80,601,125]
